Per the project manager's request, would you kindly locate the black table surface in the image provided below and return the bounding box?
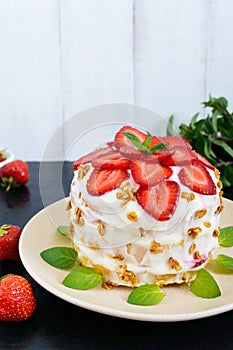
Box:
[0,162,233,350]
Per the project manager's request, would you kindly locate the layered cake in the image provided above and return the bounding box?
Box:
[67,125,223,287]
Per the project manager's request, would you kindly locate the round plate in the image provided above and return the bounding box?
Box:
[19,197,233,322]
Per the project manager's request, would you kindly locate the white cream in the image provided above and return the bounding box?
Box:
[68,162,222,287]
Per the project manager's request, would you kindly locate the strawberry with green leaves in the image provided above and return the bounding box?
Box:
[0,224,22,260]
[0,159,29,191]
[0,274,36,321]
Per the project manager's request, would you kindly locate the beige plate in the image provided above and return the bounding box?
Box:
[19,197,233,322]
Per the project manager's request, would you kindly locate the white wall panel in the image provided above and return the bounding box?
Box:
[0,0,62,160]
[0,0,232,160]
[134,0,209,130]
[60,0,134,118]
[206,0,233,111]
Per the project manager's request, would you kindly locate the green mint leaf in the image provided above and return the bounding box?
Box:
[167,115,174,136]
[212,140,233,158]
[143,136,152,149]
[57,226,71,239]
[218,97,228,109]
[150,143,168,153]
[127,284,165,306]
[190,269,221,299]
[218,226,233,247]
[123,132,149,153]
[40,247,78,269]
[215,254,233,270]
[62,266,102,290]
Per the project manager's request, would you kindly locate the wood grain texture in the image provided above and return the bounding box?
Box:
[0,1,232,160]
[0,0,63,160]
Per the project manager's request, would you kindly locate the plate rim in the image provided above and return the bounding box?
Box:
[19,197,233,322]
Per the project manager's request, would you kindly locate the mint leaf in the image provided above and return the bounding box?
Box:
[127,284,165,306]
[190,269,221,299]
[57,226,71,239]
[218,226,233,247]
[62,266,102,290]
[215,254,233,270]
[150,143,168,153]
[143,136,152,149]
[40,247,78,269]
[167,114,174,136]
[123,132,149,153]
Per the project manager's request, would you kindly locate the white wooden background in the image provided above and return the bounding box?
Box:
[0,0,233,160]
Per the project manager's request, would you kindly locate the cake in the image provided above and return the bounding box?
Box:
[67,125,223,287]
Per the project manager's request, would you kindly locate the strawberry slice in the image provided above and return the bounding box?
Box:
[92,150,129,170]
[86,168,129,196]
[72,147,112,170]
[130,160,173,186]
[114,126,147,149]
[136,180,180,221]
[162,136,192,149]
[119,145,175,163]
[161,146,197,166]
[192,151,215,170]
[178,160,217,195]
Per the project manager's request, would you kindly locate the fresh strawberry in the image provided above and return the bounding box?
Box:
[72,147,112,170]
[0,225,22,260]
[162,136,192,149]
[178,160,217,195]
[114,126,147,149]
[0,274,36,321]
[130,160,173,186]
[87,168,129,196]
[119,146,156,161]
[0,149,6,162]
[192,151,215,170]
[119,145,175,163]
[92,150,129,170]
[136,180,180,221]
[0,160,29,191]
[160,146,198,166]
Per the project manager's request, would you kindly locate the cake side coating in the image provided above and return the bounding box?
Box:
[67,162,223,287]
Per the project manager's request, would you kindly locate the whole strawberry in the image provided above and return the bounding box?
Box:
[0,159,29,191]
[0,224,22,260]
[0,149,6,162]
[0,274,36,321]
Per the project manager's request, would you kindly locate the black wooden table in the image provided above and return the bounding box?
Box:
[1,162,233,350]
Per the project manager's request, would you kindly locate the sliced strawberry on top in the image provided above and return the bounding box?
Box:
[86,168,129,196]
[119,145,175,163]
[162,136,192,149]
[178,160,217,195]
[136,180,180,221]
[192,151,215,170]
[72,146,112,170]
[160,146,198,166]
[92,150,129,170]
[130,160,173,186]
[114,126,147,149]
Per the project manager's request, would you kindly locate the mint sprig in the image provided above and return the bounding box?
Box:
[62,266,102,290]
[218,226,233,247]
[123,132,168,154]
[127,284,165,306]
[190,269,221,299]
[40,247,78,269]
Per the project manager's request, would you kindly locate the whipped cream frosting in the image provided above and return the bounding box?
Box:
[67,162,223,287]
